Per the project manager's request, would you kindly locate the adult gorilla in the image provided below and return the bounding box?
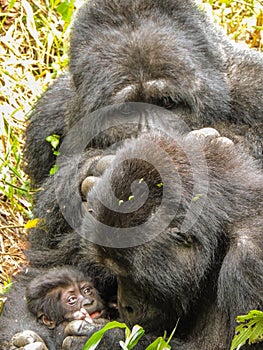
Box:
[24,0,263,186]
[0,0,263,349]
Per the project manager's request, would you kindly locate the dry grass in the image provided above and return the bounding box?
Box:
[0,0,262,287]
[0,0,75,285]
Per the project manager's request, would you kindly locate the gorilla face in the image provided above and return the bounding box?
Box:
[92,227,220,333]
[68,0,230,128]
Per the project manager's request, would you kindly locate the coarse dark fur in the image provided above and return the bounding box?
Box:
[1,0,263,349]
[24,0,263,186]
[79,132,263,349]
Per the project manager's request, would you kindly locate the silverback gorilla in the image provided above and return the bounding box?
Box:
[0,0,263,349]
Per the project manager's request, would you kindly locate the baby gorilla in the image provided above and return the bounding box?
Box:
[26,266,106,348]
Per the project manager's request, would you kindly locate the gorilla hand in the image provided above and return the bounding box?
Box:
[9,330,48,350]
[80,127,235,201]
[62,319,123,350]
[186,127,234,146]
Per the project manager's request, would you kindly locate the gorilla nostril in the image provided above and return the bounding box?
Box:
[81,176,99,198]
[83,299,94,307]
[125,306,133,314]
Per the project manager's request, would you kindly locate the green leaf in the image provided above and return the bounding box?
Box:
[230,310,263,350]
[56,0,75,26]
[122,325,145,349]
[49,164,59,175]
[166,322,179,344]
[119,341,129,350]
[56,0,69,20]
[82,321,128,350]
[146,337,171,350]
[46,134,60,150]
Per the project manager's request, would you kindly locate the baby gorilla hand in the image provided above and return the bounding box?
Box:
[9,330,48,350]
[63,319,124,350]
[62,319,107,350]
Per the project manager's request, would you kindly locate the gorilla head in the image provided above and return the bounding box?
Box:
[68,0,230,128]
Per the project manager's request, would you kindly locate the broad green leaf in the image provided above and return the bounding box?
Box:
[82,321,128,350]
[230,310,263,350]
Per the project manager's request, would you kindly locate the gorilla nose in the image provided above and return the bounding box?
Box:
[82,298,94,307]
[125,306,134,314]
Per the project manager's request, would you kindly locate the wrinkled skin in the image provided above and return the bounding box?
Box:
[1,0,263,349]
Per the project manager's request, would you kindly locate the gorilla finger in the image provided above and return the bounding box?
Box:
[22,342,47,350]
[187,127,220,140]
[11,331,48,350]
[212,136,234,146]
[187,127,234,146]
[95,155,116,174]
[64,319,99,336]
[62,336,88,350]
[81,176,100,198]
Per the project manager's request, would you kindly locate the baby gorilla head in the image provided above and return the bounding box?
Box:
[26,266,105,329]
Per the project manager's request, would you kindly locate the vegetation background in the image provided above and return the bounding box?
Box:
[0,0,262,289]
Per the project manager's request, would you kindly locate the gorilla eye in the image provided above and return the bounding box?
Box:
[67,295,77,305]
[157,96,177,110]
[83,287,92,295]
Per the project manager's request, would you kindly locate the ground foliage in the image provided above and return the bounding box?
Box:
[0,0,262,285]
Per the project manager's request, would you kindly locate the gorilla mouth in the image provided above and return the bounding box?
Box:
[90,310,104,319]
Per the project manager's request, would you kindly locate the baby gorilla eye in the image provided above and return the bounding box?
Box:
[67,295,77,305]
[83,286,92,295]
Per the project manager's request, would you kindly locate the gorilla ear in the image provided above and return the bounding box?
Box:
[37,312,56,329]
[217,222,262,327]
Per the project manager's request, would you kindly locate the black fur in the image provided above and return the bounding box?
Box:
[24,0,262,185]
[80,132,263,349]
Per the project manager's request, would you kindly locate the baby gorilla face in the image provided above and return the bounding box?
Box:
[26,267,107,330]
[60,281,105,322]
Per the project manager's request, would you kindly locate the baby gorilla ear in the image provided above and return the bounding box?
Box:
[37,312,56,330]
